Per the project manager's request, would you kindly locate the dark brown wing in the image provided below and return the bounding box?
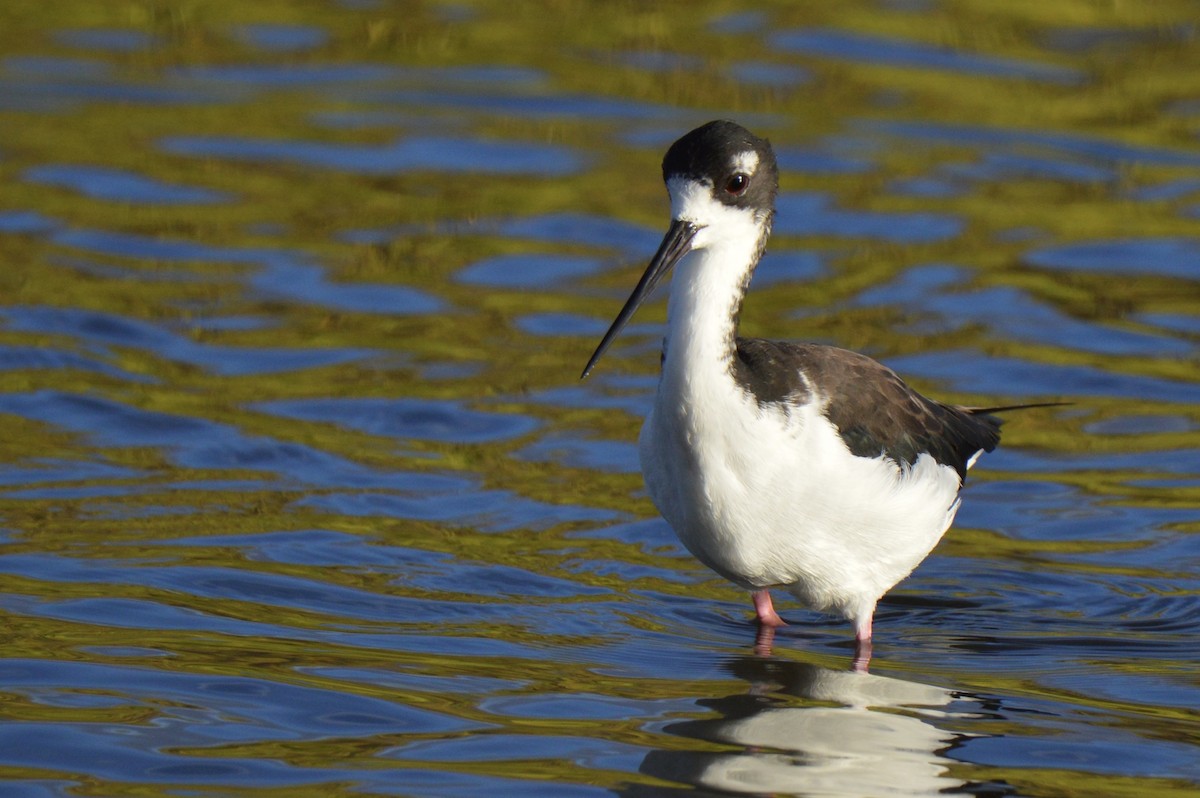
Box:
[733,338,1001,479]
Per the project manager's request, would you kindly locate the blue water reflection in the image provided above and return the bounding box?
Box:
[232,23,330,52]
[1026,237,1200,277]
[255,397,539,443]
[162,135,586,175]
[771,27,1083,83]
[3,306,370,375]
[775,192,963,241]
[0,4,1197,797]
[24,165,229,204]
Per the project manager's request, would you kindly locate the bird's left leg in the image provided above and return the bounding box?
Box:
[752,589,786,627]
[851,614,873,673]
[751,590,786,656]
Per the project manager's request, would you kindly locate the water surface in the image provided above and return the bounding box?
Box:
[0,2,1198,796]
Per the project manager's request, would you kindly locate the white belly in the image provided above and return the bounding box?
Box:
[638,388,963,622]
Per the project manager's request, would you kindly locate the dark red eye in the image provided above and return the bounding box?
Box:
[725,173,749,195]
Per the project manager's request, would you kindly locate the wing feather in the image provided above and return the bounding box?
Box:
[734,338,1001,479]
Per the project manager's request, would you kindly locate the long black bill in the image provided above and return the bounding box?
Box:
[580,219,699,379]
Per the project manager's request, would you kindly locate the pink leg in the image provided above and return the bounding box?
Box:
[752,590,787,627]
[852,614,873,673]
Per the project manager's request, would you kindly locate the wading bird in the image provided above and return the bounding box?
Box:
[582,120,1057,668]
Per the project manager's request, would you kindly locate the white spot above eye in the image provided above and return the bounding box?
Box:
[732,150,759,175]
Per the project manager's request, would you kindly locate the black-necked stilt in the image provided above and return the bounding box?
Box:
[583,120,1057,668]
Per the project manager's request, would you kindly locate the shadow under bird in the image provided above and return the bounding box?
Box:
[581,120,1060,669]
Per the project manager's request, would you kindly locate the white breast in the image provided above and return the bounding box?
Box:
[641,388,961,619]
[638,243,963,624]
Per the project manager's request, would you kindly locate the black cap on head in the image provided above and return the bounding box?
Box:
[581,121,778,380]
[661,120,778,212]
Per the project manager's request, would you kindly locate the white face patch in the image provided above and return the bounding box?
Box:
[667,176,712,222]
[667,175,767,250]
[731,150,759,175]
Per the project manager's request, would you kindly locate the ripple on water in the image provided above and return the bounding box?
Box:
[499,212,664,255]
[231,23,329,52]
[51,227,274,264]
[0,390,481,490]
[532,374,657,416]
[400,561,610,599]
[776,147,872,175]
[24,165,229,204]
[249,257,445,315]
[168,62,401,87]
[340,212,664,257]
[0,210,60,234]
[960,724,1199,781]
[940,150,1115,184]
[2,6,1199,796]
[1025,237,1200,278]
[0,344,141,382]
[887,349,1200,403]
[727,60,812,88]
[769,27,1083,84]
[0,657,480,736]
[619,51,705,73]
[869,118,1200,167]
[161,134,586,176]
[852,266,1192,356]
[775,192,963,242]
[1085,413,1197,435]
[513,431,639,473]
[2,305,371,375]
[568,517,683,554]
[171,63,544,88]
[2,55,114,79]
[963,469,1198,541]
[0,56,246,111]
[0,459,142,497]
[1127,177,1200,202]
[297,489,620,532]
[709,10,768,34]
[254,396,539,444]
[1134,311,1200,336]
[54,28,158,52]
[0,391,216,448]
[754,250,826,286]
[0,559,536,629]
[175,438,459,489]
[392,732,647,776]
[515,312,608,337]
[343,88,682,124]
[44,226,445,314]
[455,253,609,288]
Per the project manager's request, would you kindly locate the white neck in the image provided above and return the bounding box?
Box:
[662,219,766,383]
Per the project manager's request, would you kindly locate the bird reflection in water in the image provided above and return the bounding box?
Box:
[755,624,870,672]
[636,657,991,797]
